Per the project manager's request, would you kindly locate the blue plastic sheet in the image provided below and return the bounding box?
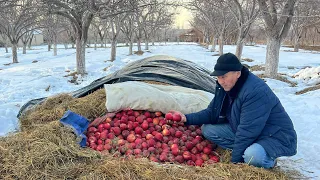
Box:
[59,110,89,147]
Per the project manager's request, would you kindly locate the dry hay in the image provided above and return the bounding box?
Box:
[257,74,297,87]
[19,88,106,131]
[212,53,220,56]
[134,50,144,55]
[241,58,254,62]
[1,82,292,179]
[0,122,289,180]
[295,83,320,95]
[284,45,320,52]
[250,65,265,72]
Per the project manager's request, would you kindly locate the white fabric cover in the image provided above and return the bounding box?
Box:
[104,81,214,114]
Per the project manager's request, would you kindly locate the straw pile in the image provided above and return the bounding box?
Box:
[0,85,292,179]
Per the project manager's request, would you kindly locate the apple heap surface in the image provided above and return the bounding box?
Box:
[86,110,219,166]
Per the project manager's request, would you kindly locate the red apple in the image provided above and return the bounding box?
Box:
[144,111,151,118]
[141,123,149,130]
[203,147,212,154]
[165,113,173,120]
[154,133,163,141]
[96,144,104,151]
[103,123,111,130]
[153,118,160,125]
[154,111,162,117]
[112,127,121,136]
[196,143,204,152]
[175,130,183,138]
[100,130,108,140]
[186,142,194,150]
[134,127,143,135]
[175,155,184,163]
[162,128,170,136]
[172,113,181,122]
[195,159,204,166]
[127,134,136,143]
[182,151,192,160]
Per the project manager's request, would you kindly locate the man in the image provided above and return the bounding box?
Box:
[171,53,297,168]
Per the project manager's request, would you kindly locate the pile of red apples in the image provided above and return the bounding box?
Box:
[86,109,219,166]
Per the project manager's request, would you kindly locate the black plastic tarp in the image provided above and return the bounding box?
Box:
[17,55,216,118]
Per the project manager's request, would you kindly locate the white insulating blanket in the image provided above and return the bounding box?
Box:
[104,81,214,114]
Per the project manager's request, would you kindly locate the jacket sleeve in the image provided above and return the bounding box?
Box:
[231,89,272,163]
[185,98,216,125]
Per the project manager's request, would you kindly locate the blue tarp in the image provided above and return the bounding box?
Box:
[59,110,89,147]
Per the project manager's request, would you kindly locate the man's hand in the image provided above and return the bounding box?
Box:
[166,110,187,125]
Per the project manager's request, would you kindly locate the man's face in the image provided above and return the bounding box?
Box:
[217,71,241,91]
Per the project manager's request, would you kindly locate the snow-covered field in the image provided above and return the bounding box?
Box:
[0,42,319,179]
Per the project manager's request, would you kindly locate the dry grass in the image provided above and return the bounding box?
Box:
[284,45,320,52]
[19,89,106,131]
[1,82,297,179]
[257,74,297,87]
[250,65,265,72]
[0,121,289,179]
[295,84,320,95]
[241,58,254,62]
[134,50,144,55]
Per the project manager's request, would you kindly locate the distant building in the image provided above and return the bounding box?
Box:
[179,29,204,43]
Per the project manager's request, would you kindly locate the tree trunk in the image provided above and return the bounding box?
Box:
[293,36,300,52]
[110,38,117,62]
[5,44,8,53]
[48,43,51,51]
[76,36,86,75]
[211,36,216,52]
[205,37,209,49]
[145,39,149,50]
[265,37,281,78]
[71,43,75,48]
[152,37,155,46]
[219,34,224,55]
[12,43,18,63]
[94,39,97,50]
[129,41,133,55]
[53,35,57,56]
[28,34,33,50]
[137,38,142,51]
[22,43,27,54]
[235,39,244,59]
[53,43,57,56]
[64,43,68,49]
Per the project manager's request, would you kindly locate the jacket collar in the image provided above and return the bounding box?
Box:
[217,66,250,99]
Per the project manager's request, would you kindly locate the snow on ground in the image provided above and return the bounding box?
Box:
[0,42,319,179]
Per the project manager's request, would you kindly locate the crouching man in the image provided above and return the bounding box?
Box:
[171,53,297,168]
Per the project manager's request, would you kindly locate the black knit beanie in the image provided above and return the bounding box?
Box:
[210,53,243,76]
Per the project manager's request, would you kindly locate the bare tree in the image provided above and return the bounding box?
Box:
[189,0,234,55]
[40,14,68,55]
[291,0,320,52]
[257,0,297,78]
[0,32,9,53]
[43,0,95,75]
[21,30,34,54]
[91,17,109,49]
[227,0,259,59]
[141,0,174,50]
[121,13,136,55]
[0,0,40,63]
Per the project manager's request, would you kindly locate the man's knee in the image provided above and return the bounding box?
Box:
[201,124,211,138]
[243,143,275,168]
